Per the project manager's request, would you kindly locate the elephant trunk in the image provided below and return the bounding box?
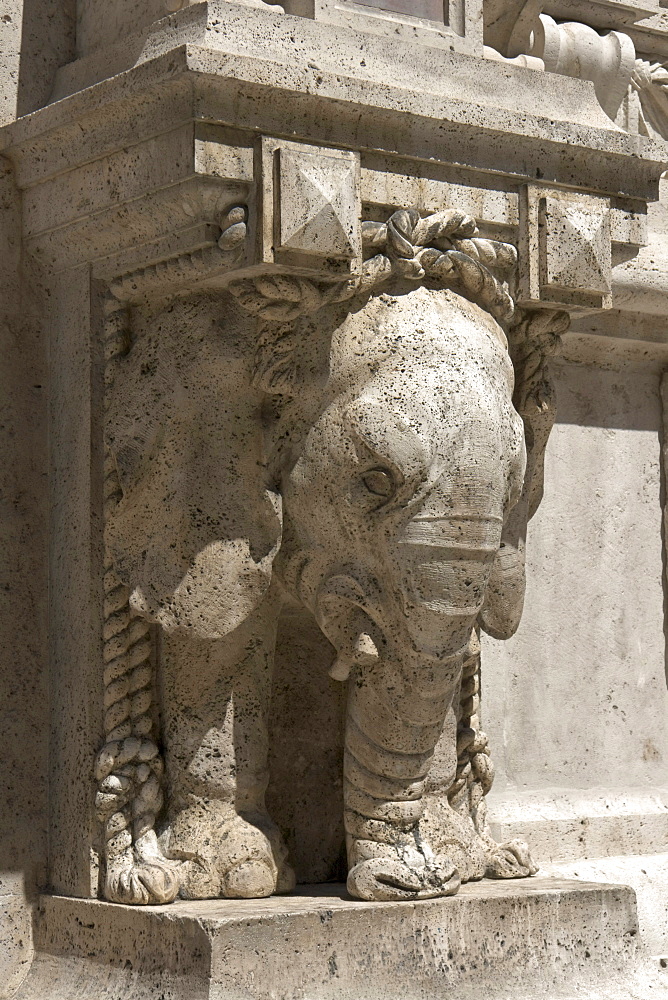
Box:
[344,650,462,901]
[397,509,504,654]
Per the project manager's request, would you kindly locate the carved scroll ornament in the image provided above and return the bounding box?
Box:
[99,200,568,904]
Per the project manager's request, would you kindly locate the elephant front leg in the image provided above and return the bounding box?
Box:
[344,653,462,902]
[159,589,295,900]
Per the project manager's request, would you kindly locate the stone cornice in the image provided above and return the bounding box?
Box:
[2,32,665,197]
[0,10,665,319]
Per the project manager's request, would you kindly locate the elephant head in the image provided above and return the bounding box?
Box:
[265,284,546,901]
[275,287,526,673]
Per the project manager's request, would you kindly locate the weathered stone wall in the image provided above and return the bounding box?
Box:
[0,161,48,997]
[486,356,668,859]
[0,0,74,125]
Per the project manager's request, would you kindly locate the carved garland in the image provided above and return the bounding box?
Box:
[97,205,567,904]
[228,207,518,394]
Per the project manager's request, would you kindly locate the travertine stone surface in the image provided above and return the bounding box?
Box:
[17,879,657,1000]
[266,600,347,884]
[484,357,668,837]
[519,187,613,309]
[0,160,48,998]
[281,0,484,55]
[3,0,668,994]
[542,854,668,957]
[101,207,557,904]
[0,0,74,124]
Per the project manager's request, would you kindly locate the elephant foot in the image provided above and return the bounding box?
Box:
[163,801,295,900]
[421,795,538,883]
[104,831,181,905]
[346,836,460,902]
[485,838,538,879]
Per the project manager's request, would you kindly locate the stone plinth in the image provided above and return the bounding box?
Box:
[16,877,663,1000]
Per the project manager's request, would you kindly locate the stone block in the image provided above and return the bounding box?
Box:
[16,878,657,1000]
[541,193,612,294]
[519,185,613,308]
[541,853,668,957]
[277,147,360,259]
[258,137,361,274]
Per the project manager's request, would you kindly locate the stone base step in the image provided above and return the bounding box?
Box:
[15,877,668,999]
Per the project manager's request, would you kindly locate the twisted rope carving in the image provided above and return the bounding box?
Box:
[228,207,517,394]
[449,628,537,879]
[448,628,493,832]
[95,308,179,905]
[508,307,568,415]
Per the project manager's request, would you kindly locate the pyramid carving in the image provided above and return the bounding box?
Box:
[278,149,359,259]
[543,201,611,294]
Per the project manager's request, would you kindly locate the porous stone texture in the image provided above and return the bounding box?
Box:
[481,336,668,977]
[266,601,347,884]
[0,0,74,124]
[99,226,551,905]
[484,356,668,845]
[0,161,48,995]
[16,878,662,1000]
[4,0,668,995]
[541,854,668,958]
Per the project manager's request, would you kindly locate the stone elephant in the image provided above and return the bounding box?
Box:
[98,208,567,905]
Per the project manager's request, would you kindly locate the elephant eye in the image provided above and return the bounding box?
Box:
[361,467,396,500]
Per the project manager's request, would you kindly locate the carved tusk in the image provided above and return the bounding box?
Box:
[329,632,380,682]
[329,654,353,682]
[354,632,380,664]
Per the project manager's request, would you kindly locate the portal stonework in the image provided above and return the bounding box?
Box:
[3,1,668,997]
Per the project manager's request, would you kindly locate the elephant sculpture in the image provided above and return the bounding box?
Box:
[97,207,567,905]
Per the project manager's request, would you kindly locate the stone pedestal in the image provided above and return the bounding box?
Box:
[16,877,665,1000]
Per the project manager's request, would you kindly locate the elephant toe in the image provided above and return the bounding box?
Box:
[347,854,460,902]
[222,859,277,898]
[485,839,538,879]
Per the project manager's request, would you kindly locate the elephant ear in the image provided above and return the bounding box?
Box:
[510,309,570,518]
[104,296,283,640]
[479,308,569,640]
